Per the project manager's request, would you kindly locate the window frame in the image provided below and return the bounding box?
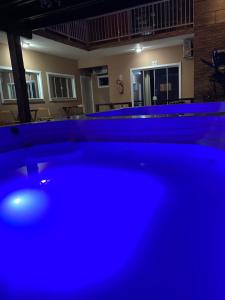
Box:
[47,72,77,101]
[97,75,110,89]
[0,66,43,103]
[26,80,38,99]
[130,62,182,106]
[7,82,16,99]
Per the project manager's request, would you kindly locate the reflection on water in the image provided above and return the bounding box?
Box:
[17,162,49,178]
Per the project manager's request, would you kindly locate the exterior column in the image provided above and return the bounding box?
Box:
[7,32,31,123]
[194,0,225,101]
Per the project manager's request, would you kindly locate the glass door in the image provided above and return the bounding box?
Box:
[168,67,179,102]
[132,65,180,106]
[143,70,154,106]
[154,68,168,105]
[132,70,144,107]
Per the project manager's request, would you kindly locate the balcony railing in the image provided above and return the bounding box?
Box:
[47,0,193,45]
[49,20,89,44]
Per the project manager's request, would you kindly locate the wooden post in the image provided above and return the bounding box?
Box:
[7,32,31,123]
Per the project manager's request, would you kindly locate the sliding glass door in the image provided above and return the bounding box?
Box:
[132,65,180,106]
[168,67,179,101]
[155,68,168,105]
[132,70,144,107]
[143,70,154,106]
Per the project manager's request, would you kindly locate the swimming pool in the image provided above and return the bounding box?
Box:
[1,108,225,300]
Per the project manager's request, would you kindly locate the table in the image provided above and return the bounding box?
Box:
[95,102,132,112]
[30,109,39,121]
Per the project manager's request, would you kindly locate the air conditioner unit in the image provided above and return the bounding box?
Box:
[183,38,193,58]
[92,67,108,75]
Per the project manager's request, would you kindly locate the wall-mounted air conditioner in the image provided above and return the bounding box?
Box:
[92,67,108,76]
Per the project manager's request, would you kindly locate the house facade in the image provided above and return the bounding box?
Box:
[0,0,224,123]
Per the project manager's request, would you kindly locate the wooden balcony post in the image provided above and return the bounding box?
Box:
[7,32,31,123]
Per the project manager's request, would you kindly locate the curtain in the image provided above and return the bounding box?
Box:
[144,70,152,106]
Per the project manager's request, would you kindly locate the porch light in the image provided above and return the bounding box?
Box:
[135,45,143,53]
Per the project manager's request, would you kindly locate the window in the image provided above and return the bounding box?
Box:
[0,68,43,102]
[97,75,109,88]
[47,73,76,100]
[7,83,16,99]
[27,81,38,99]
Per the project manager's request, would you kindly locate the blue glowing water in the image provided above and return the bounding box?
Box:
[0,141,225,300]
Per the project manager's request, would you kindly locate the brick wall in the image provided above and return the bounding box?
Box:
[194,0,225,101]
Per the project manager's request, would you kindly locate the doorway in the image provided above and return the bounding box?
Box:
[131,64,181,106]
[80,75,95,114]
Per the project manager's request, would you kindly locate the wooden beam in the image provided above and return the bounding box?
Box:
[7,32,31,123]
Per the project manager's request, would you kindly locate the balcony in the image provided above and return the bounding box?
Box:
[44,0,193,48]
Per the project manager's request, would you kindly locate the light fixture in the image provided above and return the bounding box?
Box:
[132,44,153,54]
[135,44,143,54]
[21,41,30,49]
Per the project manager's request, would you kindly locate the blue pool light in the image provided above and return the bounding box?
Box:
[13,197,22,205]
[0,189,48,225]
